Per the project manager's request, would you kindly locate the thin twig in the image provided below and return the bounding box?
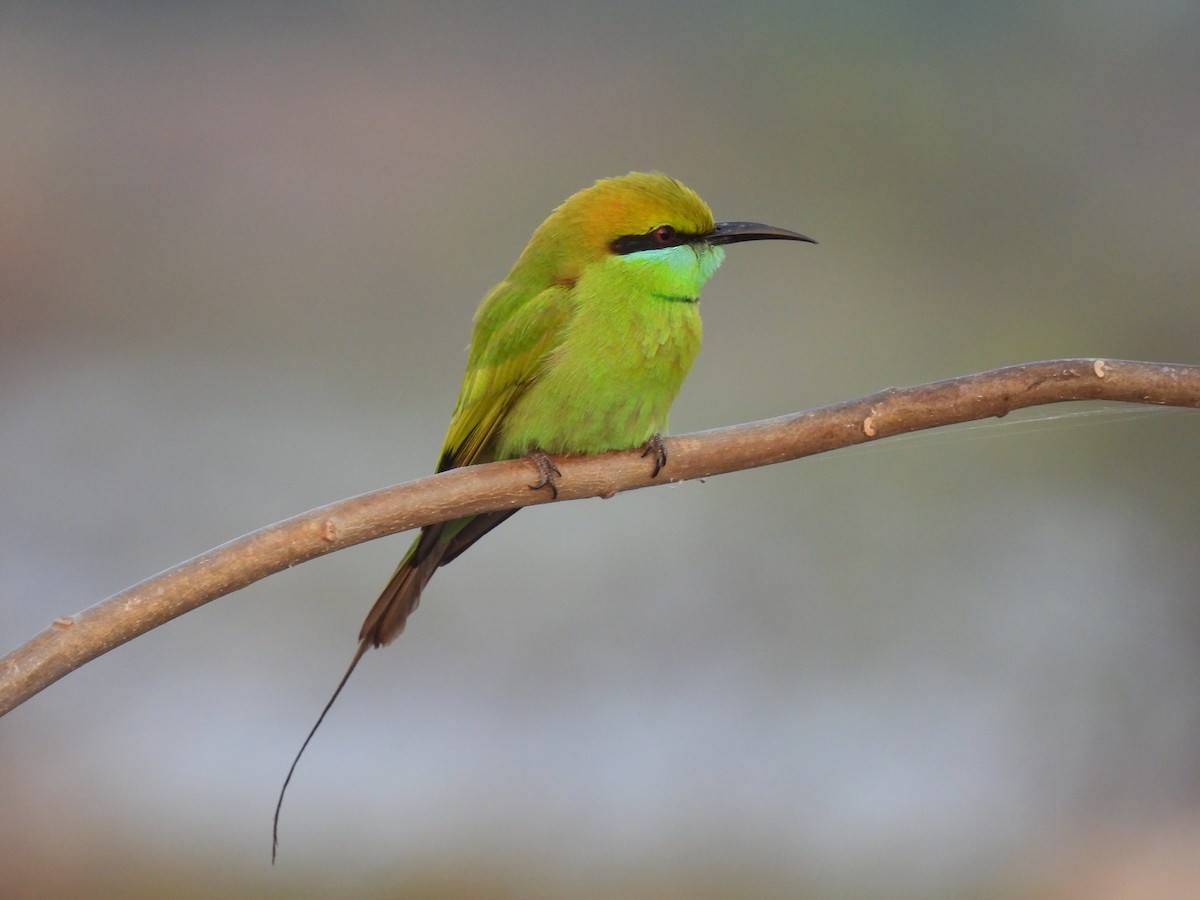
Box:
[2,358,1198,716]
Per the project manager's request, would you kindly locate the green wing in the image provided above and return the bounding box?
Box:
[437,280,573,471]
[361,280,574,647]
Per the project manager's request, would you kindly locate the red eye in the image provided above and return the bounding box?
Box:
[653,225,677,245]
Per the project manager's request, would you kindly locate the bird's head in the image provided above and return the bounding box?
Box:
[509,172,813,294]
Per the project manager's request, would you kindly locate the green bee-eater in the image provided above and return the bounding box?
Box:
[275,172,813,853]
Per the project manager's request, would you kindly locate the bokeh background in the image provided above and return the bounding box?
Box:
[3,2,1199,897]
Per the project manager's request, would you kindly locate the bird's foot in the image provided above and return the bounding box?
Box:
[527,450,561,499]
[640,433,668,478]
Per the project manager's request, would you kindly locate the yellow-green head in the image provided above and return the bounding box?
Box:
[507,171,813,300]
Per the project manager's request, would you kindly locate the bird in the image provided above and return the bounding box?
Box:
[273,172,814,857]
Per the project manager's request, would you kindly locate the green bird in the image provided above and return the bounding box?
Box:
[274,172,813,855]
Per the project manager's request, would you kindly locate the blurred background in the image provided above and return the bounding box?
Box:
[3,2,1199,897]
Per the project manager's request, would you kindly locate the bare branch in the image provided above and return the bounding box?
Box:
[2,358,1198,716]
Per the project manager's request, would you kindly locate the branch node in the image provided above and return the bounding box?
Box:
[1093,358,1108,378]
[52,616,75,629]
[321,519,341,543]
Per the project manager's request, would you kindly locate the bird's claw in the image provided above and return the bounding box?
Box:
[641,434,667,478]
[528,450,561,499]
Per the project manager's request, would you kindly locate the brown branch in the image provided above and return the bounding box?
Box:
[2,358,1198,716]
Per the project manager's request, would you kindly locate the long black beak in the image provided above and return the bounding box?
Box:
[706,221,816,246]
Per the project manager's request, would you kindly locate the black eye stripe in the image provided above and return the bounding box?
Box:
[609,226,700,255]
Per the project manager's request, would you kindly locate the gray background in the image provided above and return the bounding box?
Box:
[3,3,1199,897]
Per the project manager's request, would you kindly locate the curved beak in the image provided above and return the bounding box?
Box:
[706,221,816,246]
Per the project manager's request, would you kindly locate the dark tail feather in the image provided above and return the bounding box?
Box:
[274,524,444,860]
[359,510,518,646]
[274,510,519,860]
[438,510,518,566]
[359,522,447,647]
[273,637,368,864]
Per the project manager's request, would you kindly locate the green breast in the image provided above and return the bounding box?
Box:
[496,288,703,457]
